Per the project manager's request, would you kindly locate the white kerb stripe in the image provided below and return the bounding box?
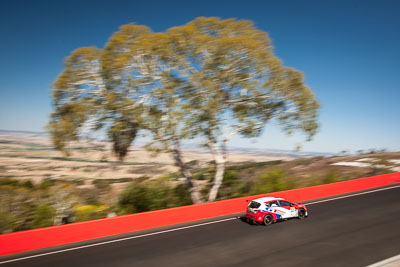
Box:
[366,254,400,267]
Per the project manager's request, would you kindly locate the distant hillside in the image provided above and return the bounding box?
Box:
[0,129,48,137]
[0,129,332,157]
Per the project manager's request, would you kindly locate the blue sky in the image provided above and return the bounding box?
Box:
[1,0,399,153]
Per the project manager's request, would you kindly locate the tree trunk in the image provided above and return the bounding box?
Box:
[207,131,226,202]
[171,138,204,204]
[208,155,225,202]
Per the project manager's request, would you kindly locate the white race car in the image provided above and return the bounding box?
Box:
[245,196,308,225]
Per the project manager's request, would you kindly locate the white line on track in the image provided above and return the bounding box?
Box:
[0,218,236,265]
[1,184,399,265]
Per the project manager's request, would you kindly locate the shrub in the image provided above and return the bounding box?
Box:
[32,204,55,228]
[40,178,55,189]
[0,211,14,234]
[74,204,109,222]
[194,168,215,181]
[226,161,282,171]
[251,169,287,194]
[322,169,341,184]
[22,180,35,189]
[222,170,239,186]
[216,170,251,199]
[118,181,192,214]
[0,178,19,186]
[172,184,193,206]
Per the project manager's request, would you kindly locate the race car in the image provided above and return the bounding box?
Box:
[245,196,308,225]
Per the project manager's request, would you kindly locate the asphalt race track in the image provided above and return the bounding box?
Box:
[2,186,400,267]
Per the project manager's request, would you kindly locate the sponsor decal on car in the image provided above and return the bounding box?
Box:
[262,208,286,216]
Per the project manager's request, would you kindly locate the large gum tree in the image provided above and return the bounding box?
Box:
[156,17,320,201]
[48,17,319,204]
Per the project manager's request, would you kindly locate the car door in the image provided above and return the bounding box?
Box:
[268,200,290,219]
[278,200,296,218]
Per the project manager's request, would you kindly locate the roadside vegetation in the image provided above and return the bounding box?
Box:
[1,151,398,234]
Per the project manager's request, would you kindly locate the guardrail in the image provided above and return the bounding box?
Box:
[1,172,399,256]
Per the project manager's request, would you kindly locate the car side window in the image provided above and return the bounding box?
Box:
[269,201,279,207]
[279,200,292,207]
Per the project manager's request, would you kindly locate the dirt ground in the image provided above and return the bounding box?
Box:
[0,131,295,185]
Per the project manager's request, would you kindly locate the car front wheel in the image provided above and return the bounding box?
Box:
[263,214,273,226]
[298,208,306,219]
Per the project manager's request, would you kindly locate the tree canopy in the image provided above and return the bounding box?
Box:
[48,17,319,204]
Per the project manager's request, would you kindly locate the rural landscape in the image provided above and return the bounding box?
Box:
[1,129,398,234]
[1,1,400,266]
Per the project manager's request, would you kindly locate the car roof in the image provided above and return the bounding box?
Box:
[252,197,283,203]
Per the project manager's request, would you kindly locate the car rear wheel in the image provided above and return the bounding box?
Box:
[298,208,306,219]
[263,214,273,226]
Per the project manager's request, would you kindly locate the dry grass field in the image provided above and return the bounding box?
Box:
[1,130,398,196]
[0,131,296,189]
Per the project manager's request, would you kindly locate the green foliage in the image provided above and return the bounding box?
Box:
[194,168,215,181]
[0,179,115,233]
[0,186,37,232]
[22,180,35,189]
[368,166,393,176]
[193,161,286,199]
[222,170,239,186]
[0,211,14,233]
[93,178,134,184]
[307,176,323,187]
[0,178,19,186]
[3,177,33,189]
[74,204,109,222]
[226,161,282,171]
[212,170,252,199]
[251,169,287,194]
[118,181,192,214]
[32,204,55,228]
[200,183,212,199]
[172,184,193,206]
[49,17,320,202]
[40,178,55,189]
[47,100,92,154]
[108,118,139,161]
[48,46,141,161]
[322,169,341,184]
[157,173,180,181]
[284,176,300,190]
[306,169,343,186]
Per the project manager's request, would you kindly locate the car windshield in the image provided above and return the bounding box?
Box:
[249,201,261,209]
